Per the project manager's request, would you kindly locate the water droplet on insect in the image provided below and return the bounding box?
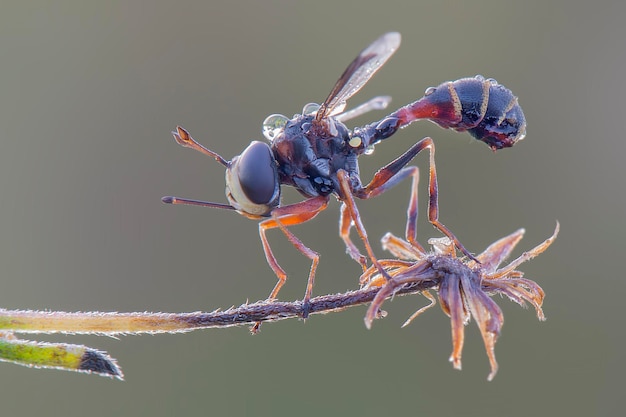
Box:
[262,114,289,141]
[364,145,375,155]
[302,103,320,115]
[474,74,485,81]
[424,86,436,96]
[486,78,498,85]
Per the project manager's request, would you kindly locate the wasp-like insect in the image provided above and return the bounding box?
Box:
[163,32,526,323]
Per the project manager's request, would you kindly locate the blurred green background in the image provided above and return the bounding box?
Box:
[0,1,623,416]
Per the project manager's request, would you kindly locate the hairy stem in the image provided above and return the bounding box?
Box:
[0,280,438,335]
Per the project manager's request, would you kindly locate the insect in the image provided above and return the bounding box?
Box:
[163,32,526,322]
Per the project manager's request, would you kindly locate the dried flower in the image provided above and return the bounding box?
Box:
[361,222,559,380]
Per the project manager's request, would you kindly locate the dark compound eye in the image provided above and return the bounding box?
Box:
[236,141,279,205]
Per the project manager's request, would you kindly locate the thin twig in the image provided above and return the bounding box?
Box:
[0,280,438,336]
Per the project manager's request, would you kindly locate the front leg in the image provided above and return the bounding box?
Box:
[253,196,329,332]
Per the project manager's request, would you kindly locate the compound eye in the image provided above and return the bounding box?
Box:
[235,141,279,206]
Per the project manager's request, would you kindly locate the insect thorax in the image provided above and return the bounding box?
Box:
[271,114,357,198]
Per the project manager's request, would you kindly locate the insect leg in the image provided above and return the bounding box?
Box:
[340,165,426,273]
[339,202,368,270]
[253,196,329,331]
[336,170,393,283]
[355,137,477,262]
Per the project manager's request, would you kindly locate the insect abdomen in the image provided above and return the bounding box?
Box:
[395,75,526,150]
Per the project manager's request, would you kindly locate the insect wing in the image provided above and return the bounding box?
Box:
[315,32,401,121]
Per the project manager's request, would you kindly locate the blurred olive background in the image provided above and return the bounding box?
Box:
[0,1,623,416]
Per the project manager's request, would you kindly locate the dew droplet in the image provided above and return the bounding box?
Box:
[364,145,375,155]
[424,86,436,96]
[302,102,320,115]
[262,114,289,141]
[474,74,485,81]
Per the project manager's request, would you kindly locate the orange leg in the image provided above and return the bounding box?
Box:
[254,196,329,328]
[336,170,393,283]
[339,202,368,271]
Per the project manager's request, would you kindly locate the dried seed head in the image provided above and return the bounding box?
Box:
[362,222,559,380]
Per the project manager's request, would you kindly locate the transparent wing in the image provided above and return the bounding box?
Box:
[315,32,401,122]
